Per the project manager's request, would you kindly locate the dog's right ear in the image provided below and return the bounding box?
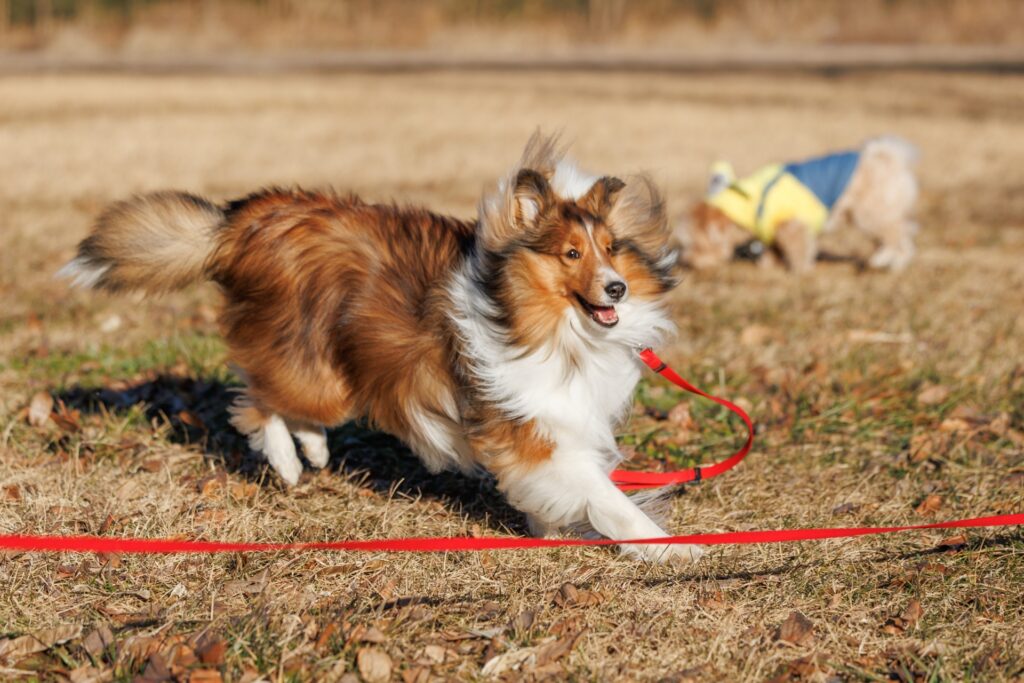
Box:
[480,167,556,253]
[513,169,553,229]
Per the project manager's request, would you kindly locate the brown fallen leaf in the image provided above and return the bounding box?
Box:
[355,625,388,644]
[3,485,21,501]
[198,473,228,499]
[193,633,227,666]
[915,494,943,515]
[901,599,924,626]
[51,400,82,433]
[117,634,161,665]
[936,534,968,551]
[136,652,172,682]
[69,665,113,683]
[916,384,950,406]
[908,432,940,463]
[195,509,227,525]
[228,481,259,501]
[356,647,392,683]
[402,666,430,683]
[508,610,535,634]
[420,644,446,664]
[223,570,268,596]
[0,623,82,663]
[698,591,728,611]
[667,401,697,432]
[98,552,123,569]
[27,391,53,427]
[776,611,814,647]
[939,418,973,433]
[481,647,536,677]
[556,582,579,606]
[82,625,115,659]
[534,630,584,667]
[189,670,222,683]
[315,622,339,653]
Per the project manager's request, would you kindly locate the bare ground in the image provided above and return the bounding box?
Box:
[1,70,1023,682]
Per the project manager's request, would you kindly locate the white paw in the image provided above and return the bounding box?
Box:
[622,542,704,565]
[302,437,330,469]
[262,415,303,486]
[271,455,303,486]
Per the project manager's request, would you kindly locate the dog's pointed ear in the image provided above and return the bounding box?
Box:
[579,176,626,216]
[513,169,554,228]
[479,168,555,252]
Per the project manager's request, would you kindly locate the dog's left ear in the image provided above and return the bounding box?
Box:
[579,176,626,216]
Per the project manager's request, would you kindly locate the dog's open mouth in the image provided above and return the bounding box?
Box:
[576,295,619,327]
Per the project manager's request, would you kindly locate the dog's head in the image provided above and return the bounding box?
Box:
[475,135,677,349]
[679,202,754,270]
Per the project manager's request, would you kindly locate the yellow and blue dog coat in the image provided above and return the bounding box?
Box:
[707,151,861,245]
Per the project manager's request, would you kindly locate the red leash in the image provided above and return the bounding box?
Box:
[1,514,1020,554]
[2,348,1019,555]
[611,348,753,490]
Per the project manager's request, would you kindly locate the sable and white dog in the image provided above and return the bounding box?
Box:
[680,136,920,272]
[59,135,701,564]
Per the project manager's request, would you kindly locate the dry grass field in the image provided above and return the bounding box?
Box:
[1,69,1023,682]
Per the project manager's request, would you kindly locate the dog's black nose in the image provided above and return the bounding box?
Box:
[605,281,627,301]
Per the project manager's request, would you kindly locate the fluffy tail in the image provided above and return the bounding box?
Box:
[862,135,920,166]
[57,191,224,293]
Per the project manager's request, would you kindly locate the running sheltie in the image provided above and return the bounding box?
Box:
[59,134,701,564]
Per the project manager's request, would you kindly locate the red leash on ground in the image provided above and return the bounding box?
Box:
[2,349,1020,555]
[611,348,754,490]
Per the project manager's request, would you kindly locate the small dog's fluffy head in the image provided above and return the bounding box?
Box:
[679,202,752,270]
[475,134,677,348]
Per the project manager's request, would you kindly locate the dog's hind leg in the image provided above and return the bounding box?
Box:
[229,394,304,485]
[285,419,331,469]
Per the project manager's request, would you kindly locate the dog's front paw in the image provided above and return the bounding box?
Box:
[622,542,704,565]
[271,456,303,486]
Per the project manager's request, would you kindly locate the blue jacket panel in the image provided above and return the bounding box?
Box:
[783,151,860,211]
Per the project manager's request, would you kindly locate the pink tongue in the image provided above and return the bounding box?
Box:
[592,306,619,325]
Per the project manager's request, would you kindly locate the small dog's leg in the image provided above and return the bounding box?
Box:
[868,222,916,271]
[500,454,703,564]
[229,396,303,485]
[774,220,816,272]
[286,419,330,468]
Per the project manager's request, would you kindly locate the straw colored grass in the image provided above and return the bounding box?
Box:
[0,69,1022,681]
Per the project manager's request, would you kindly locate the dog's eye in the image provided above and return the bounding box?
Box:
[566,249,580,260]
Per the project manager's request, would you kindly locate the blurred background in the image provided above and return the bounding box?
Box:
[1,0,1023,63]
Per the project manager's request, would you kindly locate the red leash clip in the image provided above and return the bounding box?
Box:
[610,348,755,491]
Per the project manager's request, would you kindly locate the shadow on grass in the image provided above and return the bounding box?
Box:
[56,374,526,534]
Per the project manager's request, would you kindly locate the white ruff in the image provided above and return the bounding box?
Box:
[447,261,675,465]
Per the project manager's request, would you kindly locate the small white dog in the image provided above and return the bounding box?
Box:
[680,136,920,271]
